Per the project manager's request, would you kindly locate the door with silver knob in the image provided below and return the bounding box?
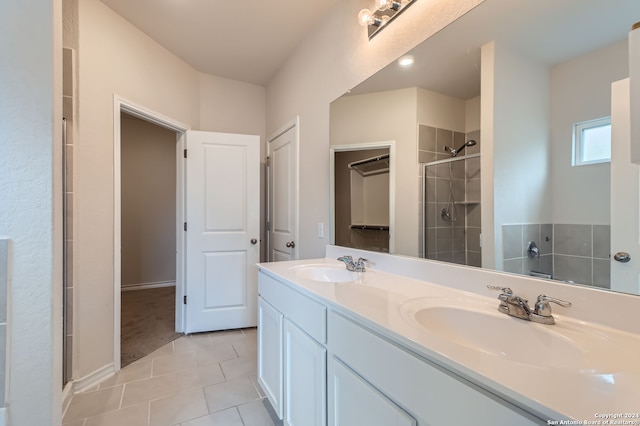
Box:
[610,80,640,294]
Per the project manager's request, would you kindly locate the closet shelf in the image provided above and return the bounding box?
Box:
[454,200,480,205]
[350,224,390,231]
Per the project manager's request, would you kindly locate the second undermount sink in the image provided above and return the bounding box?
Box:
[291,264,361,283]
[400,298,586,368]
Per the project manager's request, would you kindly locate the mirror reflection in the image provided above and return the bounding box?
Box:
[330,0,640,295]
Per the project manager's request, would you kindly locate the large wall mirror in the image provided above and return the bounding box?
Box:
[330,0,640,296]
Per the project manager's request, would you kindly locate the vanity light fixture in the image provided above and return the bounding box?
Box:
[358,0,417,40]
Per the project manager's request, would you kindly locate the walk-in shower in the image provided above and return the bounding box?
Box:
[423,137,481,267]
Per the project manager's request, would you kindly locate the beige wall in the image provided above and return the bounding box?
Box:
[266,0,485,259]
[75,0,266,378]
[121,114,177,288]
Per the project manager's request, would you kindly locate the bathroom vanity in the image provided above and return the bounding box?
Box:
[257,245,640,426]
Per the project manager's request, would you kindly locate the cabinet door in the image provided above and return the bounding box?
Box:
[284,319,327,426]
[329,356,416,426]
[257,297,283,419]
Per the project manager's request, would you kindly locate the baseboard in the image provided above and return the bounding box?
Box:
[121,280,176,292]
[61,381,75,420]
[71,363,115,394]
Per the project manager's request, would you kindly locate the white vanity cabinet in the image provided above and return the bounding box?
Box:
[328,311,544,426]
[257,271,327,426]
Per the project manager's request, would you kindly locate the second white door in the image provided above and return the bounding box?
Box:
[185,130,260,333]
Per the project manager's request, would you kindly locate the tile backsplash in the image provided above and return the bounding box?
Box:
[502,223,610,288]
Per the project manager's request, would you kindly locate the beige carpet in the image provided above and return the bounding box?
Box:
[120,286,183,367]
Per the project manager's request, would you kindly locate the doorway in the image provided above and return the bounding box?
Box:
[113,98,189,371]
[119,112,182,367]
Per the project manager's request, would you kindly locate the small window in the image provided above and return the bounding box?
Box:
[573,117,611,166]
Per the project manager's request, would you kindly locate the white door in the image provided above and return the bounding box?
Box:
[268,122,298,261]
[610,78,640,294]
[185,130,260,333]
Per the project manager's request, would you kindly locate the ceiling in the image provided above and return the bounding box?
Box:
[99,0,338,86]
[349,0,640,99]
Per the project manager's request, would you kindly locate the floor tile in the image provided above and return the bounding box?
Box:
[63,385,124,422]
[180,407,244,426]
[62,420,86,426]
[99,360,152,389]
[122,372,178,407]
[195,342,237,367]
[137,342,175,363]
[149,387,209,426]
[173,336,212,355]
[177,363,226,392]
[231,335,257,358]
[152,352,197,376]
[237,399,275,426]
[84,403,149,426]
[203,376,260,413]
[220,355,257,381]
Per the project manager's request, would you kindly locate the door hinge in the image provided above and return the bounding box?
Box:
[184,149,187,158]
[265,156,271,167]
[184,222,187,231]
[183,295,187,304]
[266,221,271,231]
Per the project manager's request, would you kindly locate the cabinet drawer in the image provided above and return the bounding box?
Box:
[328,311,543,426]
[259,271,326,343]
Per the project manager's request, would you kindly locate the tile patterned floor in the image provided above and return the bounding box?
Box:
[63,328,277,426]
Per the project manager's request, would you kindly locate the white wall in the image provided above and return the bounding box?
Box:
[465,96,481,133]
[550,40,628,225]
[481,41,551,270]
[266,0,485,259]
[75,0,266,379]
[0,1,63,425]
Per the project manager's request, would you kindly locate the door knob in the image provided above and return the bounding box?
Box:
[285,241,295,248]
[614,252,631,263]
[250,238,258,245]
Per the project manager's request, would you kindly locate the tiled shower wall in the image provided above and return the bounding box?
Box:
[420,125,481,266]
[502,224,611,289]
[0,239,8,407]
[63,47,74,382]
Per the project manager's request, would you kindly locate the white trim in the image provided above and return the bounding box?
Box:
[70,363,115,394]
[329,141,396,254]
[121,280,177,292]
[61,382,74,420]
[267,117,300,260]
[113,95,189,373]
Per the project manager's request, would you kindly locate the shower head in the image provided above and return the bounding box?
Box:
[443,140,477,157]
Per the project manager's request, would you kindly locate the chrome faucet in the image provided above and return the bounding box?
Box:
[337,256,370,272]
[487,286,571,325]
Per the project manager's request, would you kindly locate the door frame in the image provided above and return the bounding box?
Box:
[113,95,190,371]
[266,117,300,261]
[329,141,396,253]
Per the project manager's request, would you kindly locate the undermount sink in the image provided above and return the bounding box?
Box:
[291,264,361,283]
[400,298,586,368]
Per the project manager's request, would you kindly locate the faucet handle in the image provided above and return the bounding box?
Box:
[337,255,353,262]
[534,295,571,314]
[486,285,513,295]
[531,295,572,324]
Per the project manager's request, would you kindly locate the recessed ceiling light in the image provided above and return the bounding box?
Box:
[398,56,414,67]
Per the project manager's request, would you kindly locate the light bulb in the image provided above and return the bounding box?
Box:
[398,55,414,67]
[375,0,392,11]
[357,9,374,27]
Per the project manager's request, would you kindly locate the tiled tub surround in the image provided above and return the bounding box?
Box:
[420,125,481,266]
[259,245,640,422]
[502,224,611,288]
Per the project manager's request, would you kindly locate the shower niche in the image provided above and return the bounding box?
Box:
[421,125,481,267]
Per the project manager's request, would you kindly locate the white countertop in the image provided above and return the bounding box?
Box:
[258,256,640,423]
